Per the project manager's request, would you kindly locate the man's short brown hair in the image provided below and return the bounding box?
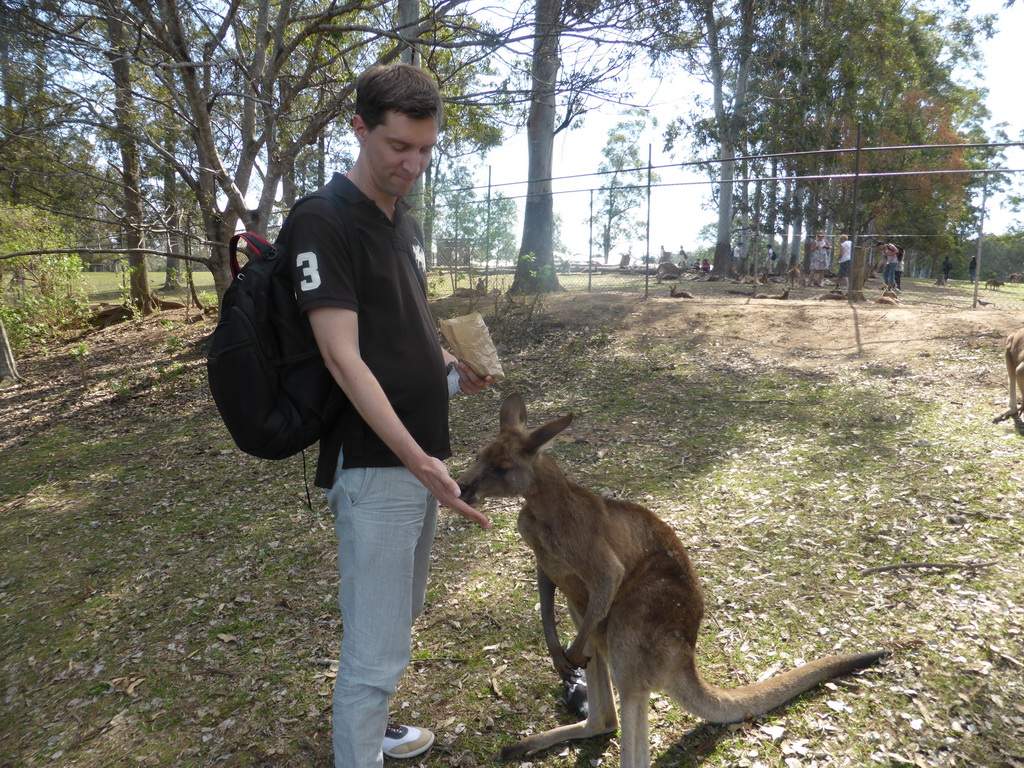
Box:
[355,64,443,130]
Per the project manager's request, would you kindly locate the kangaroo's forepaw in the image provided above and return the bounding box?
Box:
[499,741,535,762]
[565,644,590,669]
[551,648,575,679]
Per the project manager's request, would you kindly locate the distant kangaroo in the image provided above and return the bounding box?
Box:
[993,328,1024,423]
[457,394,886,767]
[787,266,807,289]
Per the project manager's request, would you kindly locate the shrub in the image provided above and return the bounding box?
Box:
[0,206,91,353]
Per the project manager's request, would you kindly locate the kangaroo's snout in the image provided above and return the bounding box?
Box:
[457,480,477,505]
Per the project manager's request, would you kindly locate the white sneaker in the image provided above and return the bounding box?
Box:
[383,724,435,759]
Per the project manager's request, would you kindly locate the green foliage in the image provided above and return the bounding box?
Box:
[432,162,519,264]
[0,206,90,352]
[665,0,1000,247]
[960,232,1024,278]
[591,114,657,262]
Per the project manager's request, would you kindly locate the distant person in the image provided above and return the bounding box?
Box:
[809,232,831,287]
[766,245,778,274]
[837,234,852,292]
[894,249,905,292]
[731,241,743,276]
[969,255,977,283]
[942,255,953,283]
[878,241,900,289]
[701,258,711,273]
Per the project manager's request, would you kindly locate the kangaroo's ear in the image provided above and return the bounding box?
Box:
[499,393,528,434]
[525,413,574,455]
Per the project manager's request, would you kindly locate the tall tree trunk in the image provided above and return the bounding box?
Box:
[162,145,182,291]
[510,0,563,295]
[104,6,156,314]
[790,185,805,270]
[738,163,750,275]
[766,158,780,273]
[700,0,755,274]
[0,316,21,386]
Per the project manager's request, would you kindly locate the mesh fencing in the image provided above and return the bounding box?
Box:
[430,262,1024,311]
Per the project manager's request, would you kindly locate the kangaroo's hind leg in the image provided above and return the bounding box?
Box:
[616,688,652,768]
[499,647,617,761]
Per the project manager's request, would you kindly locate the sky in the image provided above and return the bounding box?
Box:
[476,0,1024,258]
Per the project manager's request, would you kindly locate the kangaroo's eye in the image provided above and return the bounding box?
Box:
[492,466,510,477]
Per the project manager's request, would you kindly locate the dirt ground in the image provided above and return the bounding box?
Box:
[7,290,1022,458]
[504,290,1023,371]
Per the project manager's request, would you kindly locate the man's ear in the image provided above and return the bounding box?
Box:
[351,114,368,143]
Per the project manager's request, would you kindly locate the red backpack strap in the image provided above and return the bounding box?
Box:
[228,232,276,279]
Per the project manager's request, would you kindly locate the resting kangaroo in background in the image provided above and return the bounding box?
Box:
[993,328,1024,423]
[457,394,887,767]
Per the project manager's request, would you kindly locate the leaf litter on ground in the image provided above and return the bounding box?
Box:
[1,291,1023,766]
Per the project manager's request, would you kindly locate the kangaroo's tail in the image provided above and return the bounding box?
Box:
[671,650,887,724]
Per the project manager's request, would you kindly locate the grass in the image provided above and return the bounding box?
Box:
[2,288,1023,767]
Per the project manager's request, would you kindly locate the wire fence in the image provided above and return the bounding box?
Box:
[429,259,1024,312]
[429,140,1024,312]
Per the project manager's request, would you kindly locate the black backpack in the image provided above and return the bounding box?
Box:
[206,190,352,460]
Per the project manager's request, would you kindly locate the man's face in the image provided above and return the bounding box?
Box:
[353,110,438,200]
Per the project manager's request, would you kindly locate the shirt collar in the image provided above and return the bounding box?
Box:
[329,172,411,222]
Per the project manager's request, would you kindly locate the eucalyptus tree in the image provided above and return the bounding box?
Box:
[591,114,654,264]
[0,0,99,218]
[750,0,998,293]
[658,0,997,282]
[29,0,515,302]
[99,0,158,312]
[508,0,650,294]
[656,0,761,271]
[431,162,518,270]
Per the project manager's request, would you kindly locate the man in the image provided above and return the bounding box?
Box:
[731,240,743,276]
[837,234,852,292]
[878,241,900,290]
[288,64,492,768]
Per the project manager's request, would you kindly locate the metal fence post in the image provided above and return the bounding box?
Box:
[972,173,988,309]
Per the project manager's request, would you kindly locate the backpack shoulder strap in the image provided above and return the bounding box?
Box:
[228,231,276,279]
[274,185,360,267]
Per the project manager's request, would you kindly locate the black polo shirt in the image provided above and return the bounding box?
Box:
[289,173,450,487]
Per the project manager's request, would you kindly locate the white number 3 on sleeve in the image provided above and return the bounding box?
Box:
[296,251,322,291]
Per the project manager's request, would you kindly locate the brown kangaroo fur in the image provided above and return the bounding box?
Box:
[752,287,789,299]
[993,328,1024,423]
[986,278,1004,290]
[457,395,887,767]
[669,285,695,299]
[787,266,806,289]
[875,286,901,305]
[655,261,683,283]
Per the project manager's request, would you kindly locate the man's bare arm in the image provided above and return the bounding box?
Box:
[308,306,490,529]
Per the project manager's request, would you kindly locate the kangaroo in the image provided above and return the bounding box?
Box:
[875,286,901,305]
[669,285,695,299]
[655,261,683,283]
[993,328,1024,423]
[764,287,790,300]
[787,266,807,289]
[457,394,887,767]
[986,278,1005,290]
